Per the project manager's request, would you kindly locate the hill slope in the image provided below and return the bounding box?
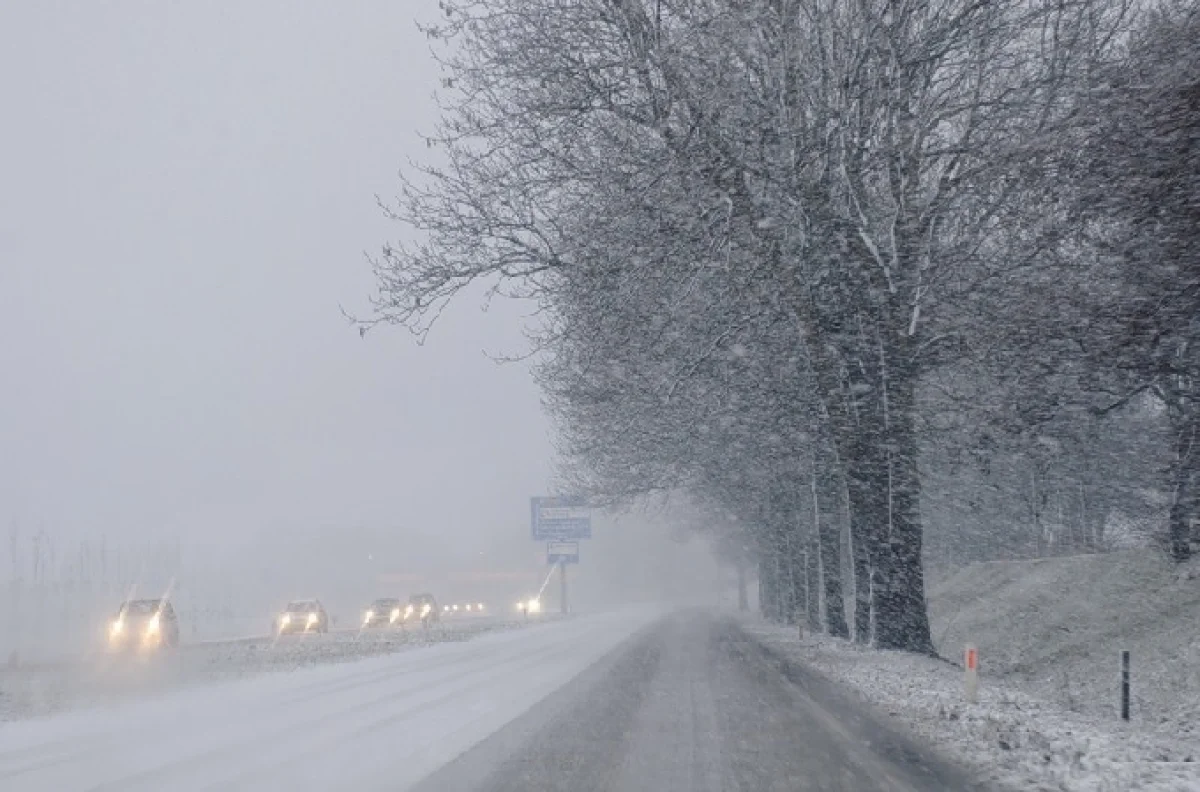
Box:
[929,549,1200,735]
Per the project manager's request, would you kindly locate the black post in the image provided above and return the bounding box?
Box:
[1120,650,1131,721]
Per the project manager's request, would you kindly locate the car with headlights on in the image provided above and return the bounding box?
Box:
[408,593,439,626]
[361,597,404,628]
[107,598,180,651]
[275,599,329,634]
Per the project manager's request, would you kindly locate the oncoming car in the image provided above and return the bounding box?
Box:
[443,601,485,615]
[275,599,329,634]
[516,597,542,615]
[107,598,180,651]
[408,593,439,626]
[361,597,404,628]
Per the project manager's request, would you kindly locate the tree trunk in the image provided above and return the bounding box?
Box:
[814,463,849,638]
[1031,467,1046,558]
[872,355,936,655]
[805,539,821,632]
[846,468,875,644]
[758,556,776,621]
[736,558,749,612]
[775,540,795,625]
[1168,408,1199,562]
[783,529,804,626]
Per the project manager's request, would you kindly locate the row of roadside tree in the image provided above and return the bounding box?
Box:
[369,0,1200,653]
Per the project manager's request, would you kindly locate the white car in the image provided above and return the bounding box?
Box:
[275,599,329,634]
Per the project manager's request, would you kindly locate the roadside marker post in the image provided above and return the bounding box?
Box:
[964,644,979,704]
[1121,650,1131,721]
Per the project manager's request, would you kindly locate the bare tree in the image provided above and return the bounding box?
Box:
[1065,1,1200,560]
[370,0,1134,653]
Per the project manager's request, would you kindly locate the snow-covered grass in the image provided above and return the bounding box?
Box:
[741,548,1200,792]
[930,550,1200,737]
[744,622,1199,791]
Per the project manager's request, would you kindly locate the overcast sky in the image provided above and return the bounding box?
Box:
[0,1,552,577]
[0,3,724,613]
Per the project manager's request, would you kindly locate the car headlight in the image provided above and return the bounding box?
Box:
[405,605,414,616]
[306,613,318,625]
[390,608,400,622]
[477,603,484,610]
[527,599,541,613]
[109,619,124,636]
[146,614,161,634]
[280,614,292,626]
[364,610,375,623]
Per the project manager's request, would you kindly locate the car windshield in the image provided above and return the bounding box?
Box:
[371,599,398,609]
[285,602,318,613]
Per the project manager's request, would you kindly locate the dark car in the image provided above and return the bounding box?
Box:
[361,597,404,628]
[275,599,329,634]
[408,593,439,626]
[107,598,180,651]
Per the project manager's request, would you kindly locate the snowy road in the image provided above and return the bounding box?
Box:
[0,610,659,791]
[0,616,532,721]
[418,611,986,792]
[2,610,984,791]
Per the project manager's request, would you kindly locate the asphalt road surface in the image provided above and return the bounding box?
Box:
[2,610,987,791]
[417,611,985,792]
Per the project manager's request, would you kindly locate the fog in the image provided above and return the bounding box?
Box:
[0,2,724,643]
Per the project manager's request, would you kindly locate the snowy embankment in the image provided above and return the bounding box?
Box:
[743,549,1200,792]
[0,609,658,792]
[930,550,1199,735]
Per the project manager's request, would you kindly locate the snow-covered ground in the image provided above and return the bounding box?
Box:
[0,608,659,791]
[930,549,1200,737]
[742,549,1200,792]
[0,614,545,721]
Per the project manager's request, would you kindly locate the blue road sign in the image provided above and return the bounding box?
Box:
[547,541,579,564]
[531,495,592,541]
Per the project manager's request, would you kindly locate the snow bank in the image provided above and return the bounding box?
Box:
[742,548,1200,791]
[743,622,1199,791]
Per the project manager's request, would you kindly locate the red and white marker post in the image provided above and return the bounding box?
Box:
[964,644,979,703]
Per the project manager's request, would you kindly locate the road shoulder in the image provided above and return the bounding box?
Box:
[742,619,1200,792]
[724,620,988,791]
[417,610,993,792]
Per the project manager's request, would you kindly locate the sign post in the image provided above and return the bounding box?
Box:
[531,496,591,616]
[546,542,578,615]
[964,644,979,703]
[559,562,568,615]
